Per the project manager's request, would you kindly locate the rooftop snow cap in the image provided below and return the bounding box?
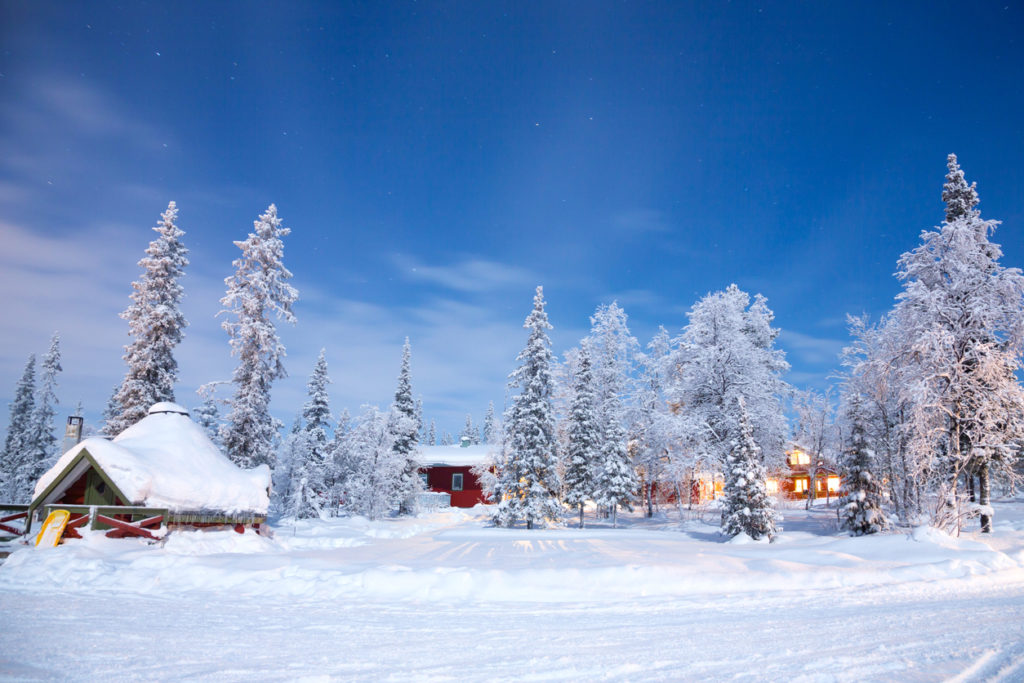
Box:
[148,402,190,416]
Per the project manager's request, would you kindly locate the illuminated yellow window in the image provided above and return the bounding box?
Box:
[765,479,779,494]
[827,476,840,492]
[794,478,808,493]
[789,451,810,466]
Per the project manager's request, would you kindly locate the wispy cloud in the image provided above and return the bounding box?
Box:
[611,209,670,235]
[0,75,175,221]
[392,254,539,293]
[778,329,846,368]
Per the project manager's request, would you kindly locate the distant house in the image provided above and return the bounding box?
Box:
[767,447,841,500]
[29,402,271,534]
[416,441,494,508]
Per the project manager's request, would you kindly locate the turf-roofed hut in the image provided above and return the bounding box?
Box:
[28,402,271,538]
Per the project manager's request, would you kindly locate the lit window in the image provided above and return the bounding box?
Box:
[789,451,810,466]
[794,478,808,493]
[827,476,840,492]
[765,479,779,494]
[452,473,464,491]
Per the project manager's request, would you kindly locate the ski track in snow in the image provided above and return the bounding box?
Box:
[2,503,1024,681]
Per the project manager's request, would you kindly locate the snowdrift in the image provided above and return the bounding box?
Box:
[3,507,1023,603]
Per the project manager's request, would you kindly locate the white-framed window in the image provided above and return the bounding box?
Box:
[794,478,808,493]
[452,473,464,491]
[419,472,429,488]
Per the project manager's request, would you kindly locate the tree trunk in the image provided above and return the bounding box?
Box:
[579,503,584,529]
[968,470,976,503]
[806,468,816,510]
[612,505,618,529]
[646,481,654,518]
[979,461,992,533]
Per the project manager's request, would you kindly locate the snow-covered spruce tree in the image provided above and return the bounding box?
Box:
[19,334,62,500]
[389,338,421,514]
[272,413,305,517]
[460,414,478,445]
[894,155,1024,532]
[426,419,436,447]
[1,354,36,500]
[494,286,562,529]
[287,350,333,518]
[593,408,636,528]
[483,402,497,444]
[668,284,790,479]
[584,302,640,448]
[100,385,121,438]
[108,202,189,436]
[192,396,222,448]
[220,204,298,469]
[441,431,453,446]
[721,398,777,540]
[340,405,403,520]
[839,400,889,535]
[564,346,600,528]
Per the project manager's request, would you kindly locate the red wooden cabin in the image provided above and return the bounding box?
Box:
[416,443,495,507]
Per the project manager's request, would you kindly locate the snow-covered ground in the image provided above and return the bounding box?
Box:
[3,501,1024,681]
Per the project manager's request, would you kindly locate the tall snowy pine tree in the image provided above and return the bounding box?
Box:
[108,201,189,436]
[390,339,421,514]
[19,334,62,501]
[593,412,636,528]
[564,347,600,528]
[220,204,298,469]
[289,350,333,518]
[721,398,778,541]
[1,355,36,501]
[494,286,562,529]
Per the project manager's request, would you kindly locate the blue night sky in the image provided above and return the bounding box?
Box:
[1,2,1022,434]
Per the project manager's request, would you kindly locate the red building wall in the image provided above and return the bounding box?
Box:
[421,465,488,507]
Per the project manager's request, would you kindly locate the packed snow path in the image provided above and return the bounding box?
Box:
[2,578,1023,681]
[2,503,1024,680]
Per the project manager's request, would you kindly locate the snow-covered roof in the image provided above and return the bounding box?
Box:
[34,409,270,514]
[148,401,189,415]
[415,444,496,468]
